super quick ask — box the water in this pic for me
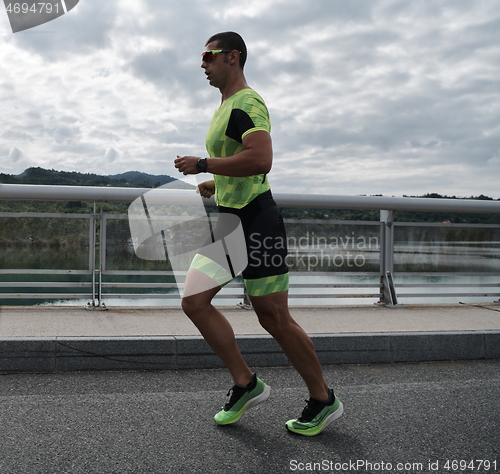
[3,272,497,308]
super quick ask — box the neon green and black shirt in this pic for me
[205,88,271,209]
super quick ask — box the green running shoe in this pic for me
[285,390,343,436]
[214,374,270,425]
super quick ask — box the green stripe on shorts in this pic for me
[244,273,289,297]
[189,253,232,287]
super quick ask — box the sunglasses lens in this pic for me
[202,52,216,62]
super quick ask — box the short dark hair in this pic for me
[206,31,247,70]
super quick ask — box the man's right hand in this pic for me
[197,180,216,198]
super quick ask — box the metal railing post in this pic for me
[237,288,252,310]
[98,206,107,309]
[86,203,97,309]
[86,202,107,310]
[379,210,401,307]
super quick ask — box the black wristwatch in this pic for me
[196,158,208,172]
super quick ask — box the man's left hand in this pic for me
[174,155,201,175]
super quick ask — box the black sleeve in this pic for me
[225,108,256,144]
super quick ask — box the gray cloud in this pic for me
[104,146,120,163]
[1,0,499,198]
[5,0,116,60]
[8,146,24,162]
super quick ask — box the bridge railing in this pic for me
[1,183,499,308]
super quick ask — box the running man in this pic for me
[174,31,343,436]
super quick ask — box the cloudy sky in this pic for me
[1,0,499,198]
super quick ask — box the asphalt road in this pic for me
[1,360,499,474]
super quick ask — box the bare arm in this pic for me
[174,130,272,177]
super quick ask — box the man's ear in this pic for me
[229,50,240,65]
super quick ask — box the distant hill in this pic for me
[108,171,182,188]
[0,167,194,189]
[1,168,498,224]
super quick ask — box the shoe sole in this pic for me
[246,383,271,411]
[286,401,344,436]
[215,384,271,425]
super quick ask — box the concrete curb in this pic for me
[1,331,499,373]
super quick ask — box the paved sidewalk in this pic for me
[1,303,499,372]
[2,302,500,337]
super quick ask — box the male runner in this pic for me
[174,31,343,436]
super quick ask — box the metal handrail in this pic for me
[2,183,500,213]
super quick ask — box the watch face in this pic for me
[196,159,207,172]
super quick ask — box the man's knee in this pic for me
[182,294,207,317]
[256,309,292,334]
[256,311,275,332]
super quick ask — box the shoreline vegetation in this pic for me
[1,167,499,224]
